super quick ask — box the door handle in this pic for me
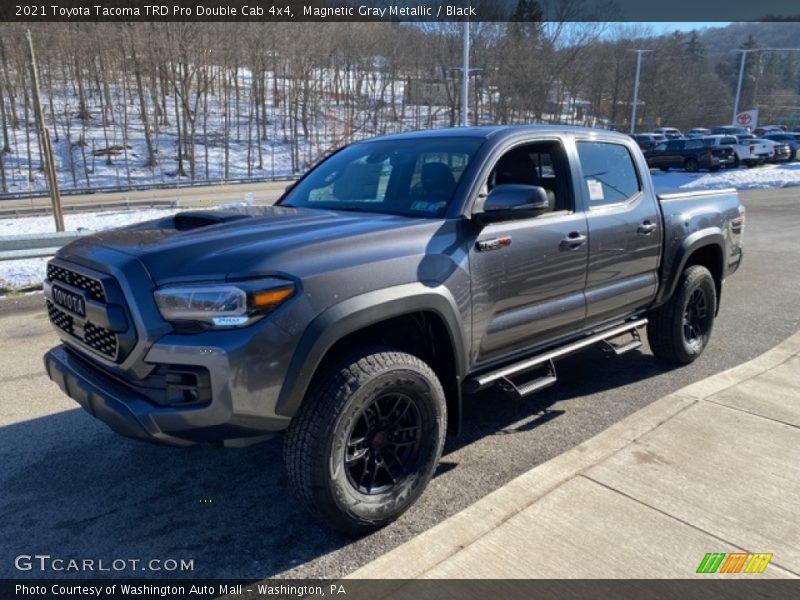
[560,232,587,249]
[638,221,657,235]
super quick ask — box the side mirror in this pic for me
[476,184,551,224]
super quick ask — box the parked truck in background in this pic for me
[42,126,745,533]
[703,134,772,168]
[644,137,735,171]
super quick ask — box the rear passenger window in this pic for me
[576,142,641,207]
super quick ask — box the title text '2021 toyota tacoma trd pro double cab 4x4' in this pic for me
[43,126,744,533]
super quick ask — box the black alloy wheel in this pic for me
[344,392,424,495]
[682,287,710,351]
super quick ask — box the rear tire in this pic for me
[647,265,717,365]
[284,347,446,534]
[684,158,699,173]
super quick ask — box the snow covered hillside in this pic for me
[0,66,454,197]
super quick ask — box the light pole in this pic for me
[733,49,757,124]
[629,49,651,134]
[461,20,469,127]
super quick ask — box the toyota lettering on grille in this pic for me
[52,286,86,318]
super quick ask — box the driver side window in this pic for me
[485,141,573,214]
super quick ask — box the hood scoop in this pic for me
[173,210,252,231]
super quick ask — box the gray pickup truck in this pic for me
[43,126,744,533]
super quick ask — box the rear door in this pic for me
[576,139,662,325]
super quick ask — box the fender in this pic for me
[274,282,468,418]
[653,227,726,308]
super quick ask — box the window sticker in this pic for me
[411,201,445,213]
[587,178,605,201]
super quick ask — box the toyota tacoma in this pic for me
[43,126,745,533]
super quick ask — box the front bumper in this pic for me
[45,343,292,447]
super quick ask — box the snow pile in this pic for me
[651,163,800,191]
[0,207,180,291]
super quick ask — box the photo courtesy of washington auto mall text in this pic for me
[1,0,799,599]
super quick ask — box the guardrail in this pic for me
[0,174,298,202]
[0,231,91,261]
[0,199,180,219]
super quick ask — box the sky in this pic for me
[643,22,731,35]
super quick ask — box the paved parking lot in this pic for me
[0,187,798,579]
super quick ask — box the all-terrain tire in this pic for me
[647,265,717,365]
[284,347,446,534]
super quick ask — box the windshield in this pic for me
[280,137,484,218]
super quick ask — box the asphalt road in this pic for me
[0,187,798,579]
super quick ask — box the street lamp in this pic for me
[449,21,480,127]
[629,49,651,135]
[733,49,758,124]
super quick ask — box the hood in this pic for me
[60,205,443,284]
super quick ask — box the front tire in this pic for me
[647,265,717,365]
[284,348,446,534]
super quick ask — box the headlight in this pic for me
[154,280,295,328]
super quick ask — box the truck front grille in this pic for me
[47,263,106,302]
[46,299,74,335]
[45,261,135,363]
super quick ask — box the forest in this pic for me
[1,16,799,194]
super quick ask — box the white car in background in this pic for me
[686,128,711,139]
[702,135,772,168]
[653,127,683,139]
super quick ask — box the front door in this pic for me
[470,141,588,366]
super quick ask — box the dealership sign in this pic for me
[734,109,759,130]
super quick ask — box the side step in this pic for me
[600,327,642,356]
[497,359,558,400]
[465,318,648,398]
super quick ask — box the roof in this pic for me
[360,124,632,144]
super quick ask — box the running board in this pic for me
[600,327,642,356]
[497,359,558,400]
[464,318,648,395]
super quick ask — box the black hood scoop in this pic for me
[173,210,251,231]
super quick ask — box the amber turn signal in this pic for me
[250,286,294,310]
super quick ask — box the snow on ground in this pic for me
[651,162,800,191]
[0,207,182,291]
[0,207,181,237]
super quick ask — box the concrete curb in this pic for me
[348,330,800,579]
